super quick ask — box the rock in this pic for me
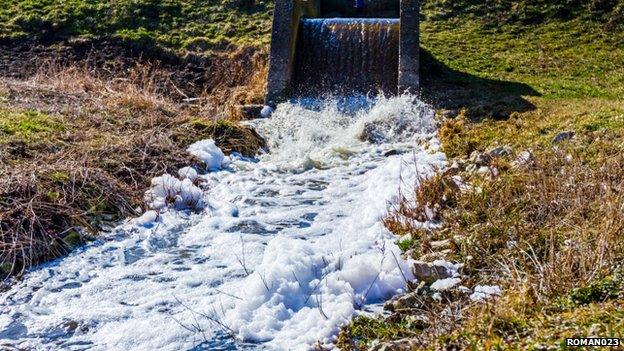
[359,122,386,144]
[384,282,427,311]
[369,338,420,351]
[469,151,492,166]
[383,149,400,157]
[236,104,264,120]
[430,239,451,251]
[476,166,490,175]
[411,261,453,284]
[442,161,462,177]
[487,145,512,158]
[489,166,499,179]
[512,150,535,169]
[439,109,459,119]
[260,105,274,118]
[552,131,575,144]
[419,251,450,262]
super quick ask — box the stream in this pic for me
[0,96,445,350]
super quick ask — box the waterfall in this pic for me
[293,18,400,97]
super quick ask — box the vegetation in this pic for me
[339,2,624,349]
[0,0,272,50]
[0,48,266,280]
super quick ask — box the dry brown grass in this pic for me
[352,142,624,349]
[0,45,267,279]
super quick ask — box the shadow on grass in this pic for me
[420,48,540,121]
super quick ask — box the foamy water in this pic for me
[0,96,445,350]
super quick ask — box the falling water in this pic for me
[292,18,400,97]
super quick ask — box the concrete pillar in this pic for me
[398,0,420,94]
[265,0,320,106]
[265,0,296,106]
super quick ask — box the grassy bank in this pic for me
[0,43,267,280]
[338,5,624,351]
[0,0,272,50]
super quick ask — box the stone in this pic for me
[442,161,462,177]
[439,109,459,119]
[476,166,490,175]
[398,0,420,94]
[359,122,386,144]
[260,105,274,118]
[512,150,535,169]
[411,261,453,284]
[369,338,420,351]
[552,131,575,144]
[383,149,400,157]
[469,151,492,166]
[235,104,263,120]
[430,239,451,251]
[487,145,512,158]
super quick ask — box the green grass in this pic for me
[0,109,65,142]
[422,19,624,100]
[0,0,273,50]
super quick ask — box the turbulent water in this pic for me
[293,18,399,96]
[0,96,445,351]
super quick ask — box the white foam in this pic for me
[187,139,225,171]
[430,277,462,292]
[470,285,502,302]
[0,96,445,350]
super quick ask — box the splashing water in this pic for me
[0,96,445,350]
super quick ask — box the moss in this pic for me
[0,109,65,142]
[61,230,84,250]
[48,171,70,183]
[337,315,417,350]
[569,275,623,306]
[0,263,12,279]
[185,118,265,156]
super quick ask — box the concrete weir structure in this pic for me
[265,0,420,105]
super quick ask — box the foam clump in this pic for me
[144,174,204,211]
[178,167,198,181]
[430,277,462,291]
[224,238,412,347]
[470,285,502,302]
[187,139,226,171]
[134,210,159,227]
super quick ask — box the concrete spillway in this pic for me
[265,0,420,105]
[293,18,400,97]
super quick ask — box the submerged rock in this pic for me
[260,105,274,118]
